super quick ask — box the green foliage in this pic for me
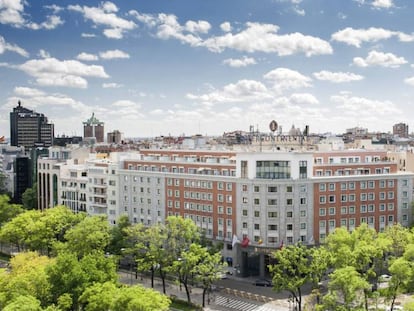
[62,215,110,258]
[0,194,23,227]
[22,183,37,210]
[79,282,170,311]
[107,215,131,255]
[0,252,52,308]
[2,295,43,311]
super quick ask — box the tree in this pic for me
[325,224,391,310]
[46,251,118,310]
[22,183,37,210]
[192,244,225,307]
[79,282,170,311]
[107,215,131,256]
[0,252,53,309]
[61,215,110,258]
[321,266,370,311]
[0,194,23,227]
[269,243,314,311]
[0,210,42,252]
[2,295,43,311]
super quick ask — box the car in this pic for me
[379,274,392,282]
[253,279,273,287]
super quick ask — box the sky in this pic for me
[1,0,414,138]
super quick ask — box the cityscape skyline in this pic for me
[1,0,414,138]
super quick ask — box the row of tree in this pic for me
[0,194,226,310]
[270,224,414,311]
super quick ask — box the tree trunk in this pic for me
[202,288,207,307]
[183,282,191,303]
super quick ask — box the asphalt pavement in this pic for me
[118,270,291,311]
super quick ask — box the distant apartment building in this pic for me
[83,113,104,143]
[10,101,54,149]
[393,123,409,138]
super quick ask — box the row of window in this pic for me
[315,167,391,176]
[319,203,400,216]
[319,191,397,204]
[242,222,307,231]
[241,210,307,218]
[242,197,307,206]
[319,214,399,230]
[319,180,396,191]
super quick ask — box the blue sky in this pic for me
[1,0,414,138]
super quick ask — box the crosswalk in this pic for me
[215,295,286,311]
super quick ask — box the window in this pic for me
[254,198,260,205]
[287,211,293,217]
[300,223,306,230]
[341,206,347,214]
[379,203,386,211]
[341,219,347,227]
[368,181,375,189]
[341,194,347,202]
[349,206,355,214]
[254,223,260,230]
[319,208,326,216]
[360,205,367,213]
[329,183,335,191]
[349,182,355,190]
[242,184,248,192]
[388,192,394,199]
[329,207,336,215]
[286,186,293,193]
[268,211,277,218]
[268,186,277,193]
[388,180,394,187]
[218,182,224,190]
[242,209,248,216]
[368,204,374,212]
[348,194,355,202]
[388,203,394,210]
[268,224,277,230]
[300,197,306,204]
[254,186,260,192]
[349,218,355,226]
[268,199,277,206]
[287,224,293,231]
[360,193,367,201]
[319,196,326,204]
[329,195,335,203]
[368,193,375,201]
[360,181,367,189]
[340,183,347,190]
[254,211,260,217]
[319,184,326,191]
[300,210,306,217]
[242,197,248,204]
[388,215,394,223]
[227,207,232,215]
[287,198,293,205]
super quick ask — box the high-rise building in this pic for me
[107,130,123,144]
[393,123,409,138]
[10,101,54,149]
[83,113,104,143]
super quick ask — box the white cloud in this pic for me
[331,93,401,116]
[81,33,96,38]
[203,22,332,56]
[44,4,63,14]
[14,86,45,97]
[99,49,130,59]
[223,56,256,68]
[372,0,394,8]
[0,0,25,26]
[187,79,272,104]
[134,13,332,57]
[313,70,364,83]
[102,82,123,88]
[404,77,414,86]
[38,49,50,58]
[353,50,407,68]
[185,20,211,34]
[0,0,63,30]
[77,52,98,61]
[263,67,312,92]
[220,22,232,32]
[68,2,136,39]
[18,57,109,88]
[332,27,414,47]
[283,93,319,105]
[0,35,28,57]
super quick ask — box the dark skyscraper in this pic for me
[10,101,54,149]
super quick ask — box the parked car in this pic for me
[253,279,273,287]
[379,274,392,282]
